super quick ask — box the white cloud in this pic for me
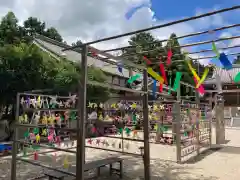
[0,0,237,59]
[229,38,240,47]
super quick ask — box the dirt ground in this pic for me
[1,127,240,180]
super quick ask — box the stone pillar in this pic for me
[215,95,225,144]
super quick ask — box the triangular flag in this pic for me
[219,53,232,70]
[152,79,157,99]
[159,63,167,84]
[234,72,240,83]
[196,68,209,88]
[173,72,182,91]
[212,42,220,58]
[117,62,123,73]
[167,50,173,65]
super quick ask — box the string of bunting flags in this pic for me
[121,41,239,96]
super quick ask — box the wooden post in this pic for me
[175,87,181,163]
[195,93,200,156]
[215,95,225,144]
[208,93,213,148]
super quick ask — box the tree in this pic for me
[122,32,164,65]
[0,12,22,45]
[72,40,83,46]
[44,27,63,42]
[24,17,63,42]
[122,32,212,96]
[0,43,109,105]
[0,43,110,141]
[24,17,45,36]
[0,11,111,141]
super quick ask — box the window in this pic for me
[112,76,119,85]
[119,78,126,87]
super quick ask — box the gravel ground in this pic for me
[1,127,240,180]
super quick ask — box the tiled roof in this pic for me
[33,34,138,78]
[204,65,240,84]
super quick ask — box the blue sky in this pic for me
[126,0,240,66]
[153,0,240,66]
[151,0,239,20]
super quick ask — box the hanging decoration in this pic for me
[152,79,157,98]
[212,42,220,58]
[117,62,123,73]
[147,68,164,84]
[186,60,199,81]
[159,63,167,84]
[173,72,182,91]
[143,56,152,65]
[193,77,205,95]
[159,83,163,93]
[219,53,232,70]
[128,74,141,83]
[234,72,240,83]
[186,60,205,94]
[196,67,209,88]
[167,49,173,66]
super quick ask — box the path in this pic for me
[1,128,240,180]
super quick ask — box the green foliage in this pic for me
[72,40,83,47]
[122,32,210,96]
[0,12,22,45]
[23,17,62,42]
[0,11,110,106]
[122,32,163,65]
[44,27,63,42]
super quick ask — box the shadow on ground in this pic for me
[5,152,218,180]
[0,147,220,180]
[184,146,222,164]
[107,156,219,180]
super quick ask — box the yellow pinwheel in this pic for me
[99,103,104,108]
[37,96,41,108]
[42,116,48,125]
[131,103,137,109]
[99,114,103,120]
[35,134,40,143]
[111,103,116,109]
[23,114,28,123]
[88,102,93,108]
[63,155,69,169]
[153,105,158,111]
[42,129,47,136]
[19,115,24,123]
